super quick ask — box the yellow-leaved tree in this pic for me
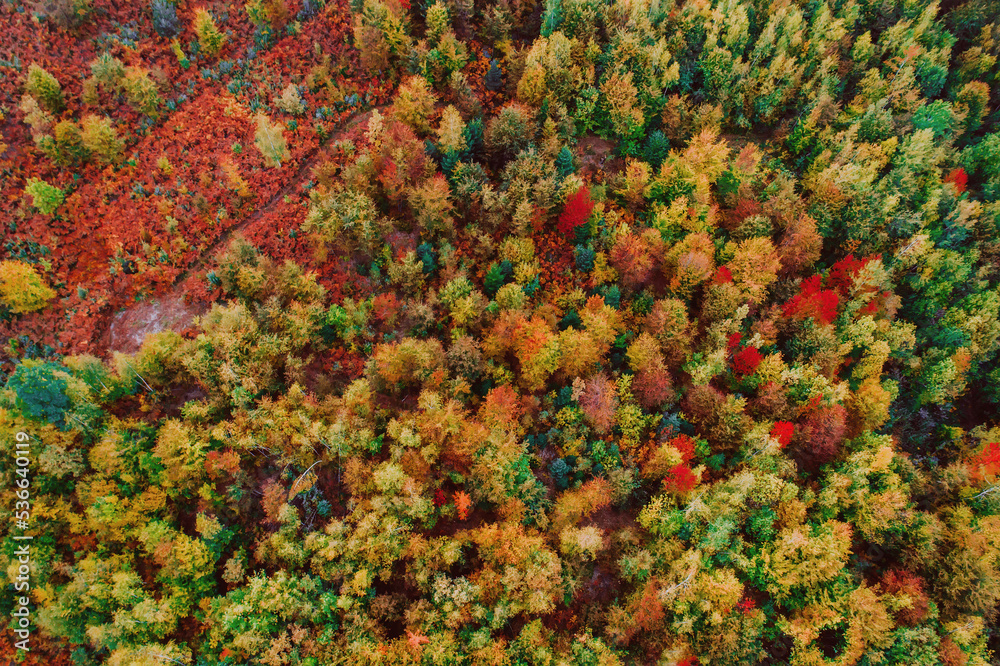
[0,260,56,313]
[193,8,227,57]
[254,114,290,167]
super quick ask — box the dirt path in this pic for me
[98,108,378,355]
[169,108,377,288]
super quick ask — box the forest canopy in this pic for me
[1,0,1000,664]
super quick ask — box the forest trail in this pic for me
[99,107,378,354]
[168,107,377,289]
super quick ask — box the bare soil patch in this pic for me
[104,293,206,354]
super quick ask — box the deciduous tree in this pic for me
[0,261,56,313]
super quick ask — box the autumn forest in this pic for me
[2,0,1000,663]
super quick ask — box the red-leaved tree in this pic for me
[944,167,968,194]
[713,266,733,284]
[663,464,698,493]
[827,253,881,296]
[558,186,594,234]
[770,421,794,448]
[968,442,1000,482]
[783,274,840,326]
[666,434,697,463]
[732,346,762,376]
